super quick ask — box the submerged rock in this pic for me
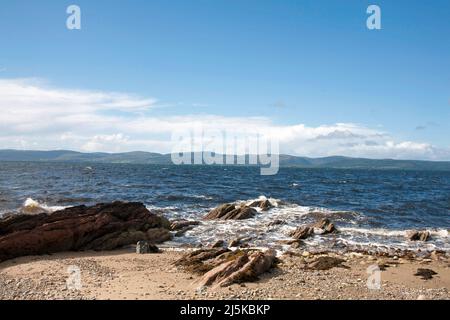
[204,204,257,220]
[407,230,431,242]
[0,201,171,262]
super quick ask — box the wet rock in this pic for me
[136,241,159,254]
[313,218,336,233]
[204,204,257,220]
[407,230,431,242]
[290,226,313,240]
[174,226,195,237]
[306,256,347,270]
[414,268,437,280]
[249,199,273,211]
[289,218,336,240]
[170,220,200,231]
[0,201,171,262]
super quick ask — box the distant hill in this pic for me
[0,149,449,171]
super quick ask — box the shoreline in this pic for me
[0,247,448,300]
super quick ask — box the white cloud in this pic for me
[0,78,448,160]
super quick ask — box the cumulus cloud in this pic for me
[0,78,448,160]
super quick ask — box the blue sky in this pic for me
[0,0,449,159]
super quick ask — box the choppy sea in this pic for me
[0,161,448,253]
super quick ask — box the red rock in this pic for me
[0,201,171,262]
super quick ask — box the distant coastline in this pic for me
[1,149,450,171]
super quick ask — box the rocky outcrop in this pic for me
[174,248,277,287]
[198,250,276,288]
[289,218,336,240]
[0,202,171,262]
[407,230,431,242]
[204,204,257,220]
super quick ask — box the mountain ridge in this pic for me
[0,149,449,171]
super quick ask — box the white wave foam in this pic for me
[340,227,449,239]
[21,198,65,215]
[243,195,282,207]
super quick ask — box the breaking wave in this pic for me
[21,198,66,215]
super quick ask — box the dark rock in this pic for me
[407,230,431,242]
[229,239,241,247]
[136,241,159,254]
[0,202,171,262]
[204,204,257,220]
[211,240,225,248]
[414,268,437,280]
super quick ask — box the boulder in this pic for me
[204,204,257,220]
[136,241,159,254]
[407,230,431,242]
[0,202,171,262]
